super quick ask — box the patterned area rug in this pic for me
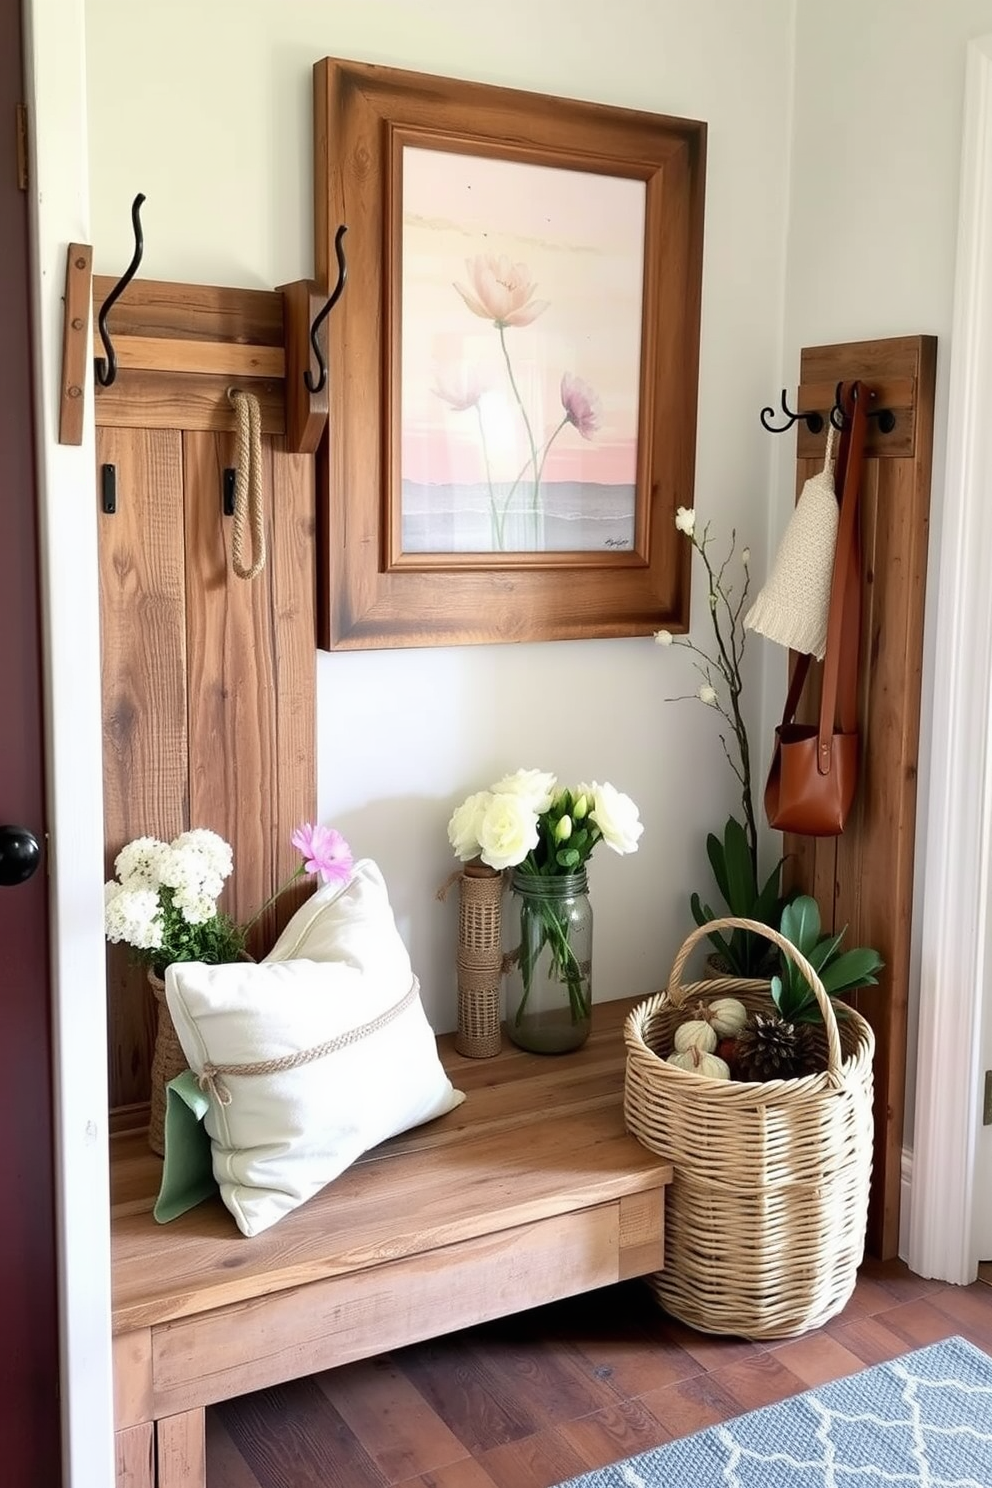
[555,1336,992,1487]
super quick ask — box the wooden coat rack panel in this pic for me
[782,333,937,1260]
[95,276,319,1114]
[62,256,329,454]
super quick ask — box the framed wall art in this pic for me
[314,57,706,649]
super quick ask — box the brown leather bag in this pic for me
[764,381,870,837]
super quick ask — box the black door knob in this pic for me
[0,825,41,886]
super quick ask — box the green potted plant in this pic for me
[770,893,884,1023]
[656,507,785,976]
[730,893,884,1081]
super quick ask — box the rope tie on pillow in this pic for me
[226,387,266,580]
[196,977,420,1106]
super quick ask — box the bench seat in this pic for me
[110,996,672,1488]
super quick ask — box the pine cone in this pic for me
[735,1013,821,1081]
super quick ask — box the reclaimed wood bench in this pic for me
[109,997,671,1488]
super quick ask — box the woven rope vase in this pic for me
[454,861,504,1058]
[147,969,187,1157]
[625,916,876,1341]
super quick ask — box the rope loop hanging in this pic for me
[226,388,266,580]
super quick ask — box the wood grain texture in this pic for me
[93,334,285,380]
[60,242,92,444]
[95,371,285,435]
[183,432,315,953]
[202,1260,992,1488]
[109,1002,668,1326]
[150,1207,624,1418]
[99,420,315,1109]
[98,426,188,1108]
[278,279,329,455]
[782,336,936,1259]
[113,1422,154,1488]
[313,56,703,649]
[92,276,284,346]
[157,1408,206,1488]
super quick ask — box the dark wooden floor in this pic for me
[206,1258,992,1488]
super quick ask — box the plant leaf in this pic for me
[819,948,884,995]
[722,817,756,915]
[780,894,821,956]
[806,930,846,974]
[705,831,730,908]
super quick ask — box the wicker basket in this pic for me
[454,862,504,1058]
[147,969,188,1158]
[624,915,875,1340]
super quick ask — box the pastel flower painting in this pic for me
[454,255,549,329]
[400,146,647,556]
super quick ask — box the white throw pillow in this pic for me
[166,859,464,1237]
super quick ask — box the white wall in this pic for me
[85,0,797,1029]
[784,0,992,1141]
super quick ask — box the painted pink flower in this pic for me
[290,823,353,885]
[560,373,601,440]
[433,364,490,412]
[453,255,549,329]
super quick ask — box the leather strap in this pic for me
[778,380,873,772]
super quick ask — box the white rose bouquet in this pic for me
[447,769,642,1032]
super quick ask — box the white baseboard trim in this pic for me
[899,1144,912,1263]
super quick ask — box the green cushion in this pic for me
[153,1070,218,1223]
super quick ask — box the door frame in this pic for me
[21,0,116,1479]
[909,33,992,1285]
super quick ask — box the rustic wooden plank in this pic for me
[183,431,275,937]
[796,336,926,460]
[114,1423,154,1488]
[92,275,283,345]
[785,337,936,1259]
[113,1106,670,1331]
[114,1328,154,1430]
[263,439,317,948]
[95,371,285,435]
[618,1188,666,1280]
[157,1408,206,1488]
[278,279,329,455]
[149,1207,625,1417]
[60,242,92,444]
[92,333,285,380]
[796,375,916,459]
[181,433,315,952]
[98,426,188,1109]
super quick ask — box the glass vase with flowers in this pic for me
[447,770,642,1053]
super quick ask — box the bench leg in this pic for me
[157,1408,206,1488]
[115,1423,154,1488]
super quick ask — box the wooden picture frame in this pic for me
[314,58,706,649]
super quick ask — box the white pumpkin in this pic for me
[673,1019,717,1054]
[666,1046,731,1079]
[695,996,748,1038]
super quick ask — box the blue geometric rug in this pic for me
[554,1336,992,1487]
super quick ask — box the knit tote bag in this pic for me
[744,424,839,660]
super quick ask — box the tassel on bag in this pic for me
[744,423,840,660]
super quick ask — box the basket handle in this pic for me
[668,916,844,1078]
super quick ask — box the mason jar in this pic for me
[505,868,592,1054]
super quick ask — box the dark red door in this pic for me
[0,0,62,1481]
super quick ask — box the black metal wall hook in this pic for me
[829,380,896,433]
[305,224,348,395]
[94,193,146,388]
[759,389,823,435]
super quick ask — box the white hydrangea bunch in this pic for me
[104,828,243,974]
